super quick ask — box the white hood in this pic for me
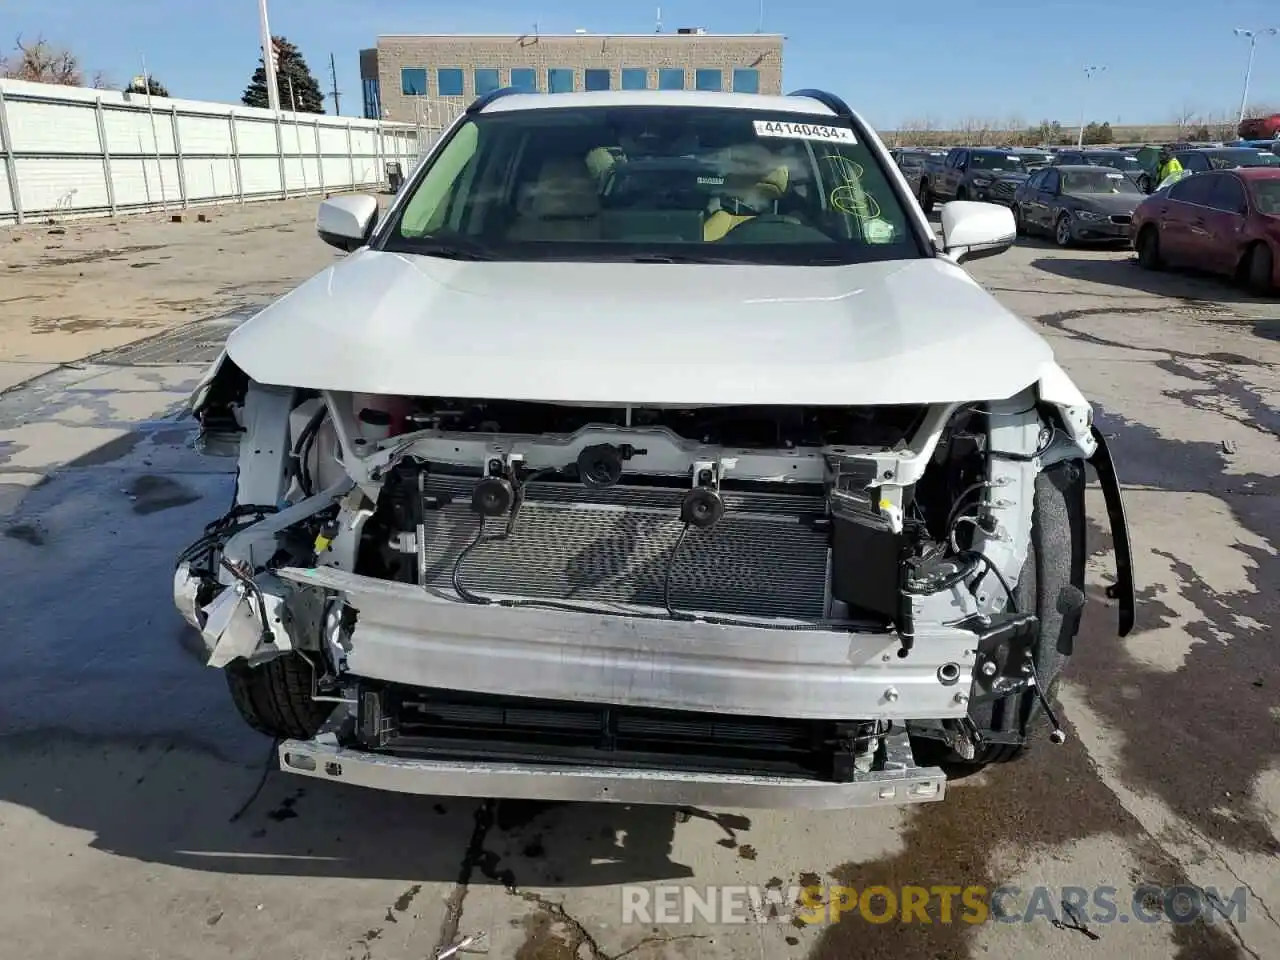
[224,250,1054,406]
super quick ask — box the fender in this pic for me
[1088,425,1136,636]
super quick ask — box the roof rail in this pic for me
[786,88,853,119]
[466,86,523,114]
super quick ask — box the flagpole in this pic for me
[257,0,281,112]
[141,53,169,212]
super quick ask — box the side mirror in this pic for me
[939,201,1016,264]
[317,195,379,252]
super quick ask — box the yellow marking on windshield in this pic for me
[822,155,881,220]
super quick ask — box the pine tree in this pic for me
[241,36,325,113]
[125,77,169,97]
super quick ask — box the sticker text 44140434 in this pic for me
[753,120,857,144]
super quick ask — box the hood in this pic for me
[989,170,1031,182]
[1063,192,1141,214]
[223,251,1055,407]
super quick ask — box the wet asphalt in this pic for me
[0,211,1277,960]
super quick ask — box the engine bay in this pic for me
[375,397,930,451]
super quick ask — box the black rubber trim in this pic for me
[1088,425,1136,637]
[466,86,522,114]
[785,88,853,118]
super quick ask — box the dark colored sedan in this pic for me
[1131,168,1280,294]
[1013,165,1144,246]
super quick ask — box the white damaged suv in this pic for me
[177,88,1135,809]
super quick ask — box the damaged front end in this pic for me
[175,359,1134,808]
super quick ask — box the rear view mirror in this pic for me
[317,195,379,252]
[939,201,1016,264]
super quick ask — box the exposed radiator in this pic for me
[417,476,830,619]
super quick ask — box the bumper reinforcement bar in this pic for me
[278,727,947,810]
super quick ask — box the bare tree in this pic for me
[1171,101,1199,138]
[0,35,84,85]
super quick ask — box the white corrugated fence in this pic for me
[0,78,421,224]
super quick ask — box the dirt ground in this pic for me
[0,204,1278,960]
[0,197,355,391]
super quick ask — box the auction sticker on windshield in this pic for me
[754,120,857,144]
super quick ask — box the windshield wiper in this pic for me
[409,235,499,261]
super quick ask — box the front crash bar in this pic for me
[1088,425,1135,637]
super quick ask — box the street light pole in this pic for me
[1234,28,1278,128]
[258,0,281,113]
[1078,64,1105,149]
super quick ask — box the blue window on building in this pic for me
[400,68,426,96]
[547,68,575,93]
[362,77,382,118]
[732,68,760,94]
[584,68,611,91]
[695,69,723,92]
[437,68,464,97]
[474,68,500,95]
[511,68,537,91]
[658,68,685,90]
[621,67,648,90]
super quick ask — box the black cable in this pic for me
[658,519,817,631]
[219,558,275,642]
[664,523,693,621]
[289,404,328,497]
[451,516,493,605]
[966,550,1019,614]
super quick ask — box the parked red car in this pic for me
[1130,168,1280,293]
[1238,114,1280,140]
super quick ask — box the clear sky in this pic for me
[5,0,1279,130]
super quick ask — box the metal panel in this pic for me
[238,156,283,195]
[0,164,13,215]
[234,118,278,154]
[318,125,350,153]
[320,156,354,189]
[13,156,108,211]
[351,157,380,186]
[283,156,321,192]
[108,157,182,207]
[280,120,306,155]
[102,106,176,155]
[180,157,237,200]
[7,99,101,153]
[176,114,233,155]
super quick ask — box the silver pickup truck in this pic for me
[175,87,1135,811]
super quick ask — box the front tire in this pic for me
[226,653,333,739]
[1013,203,1025,236]
[1243,243,1274,295]
[918,181,934,215]
[1137,225,1162,270]
[1054,213,1074,247]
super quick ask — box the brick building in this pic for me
[360,30,785,125]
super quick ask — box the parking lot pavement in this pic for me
[0,196,355,394]
[0,211,1277,960]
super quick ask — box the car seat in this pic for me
[703,166,790,241]
[506,157,602,241]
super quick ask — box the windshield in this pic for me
[968,152,1026,171]
[381,106,921,266]
[1060,169,1141,195]
[1208,150,1280,168]
[1088,154,1141,172]
[1252,180,1280,214]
